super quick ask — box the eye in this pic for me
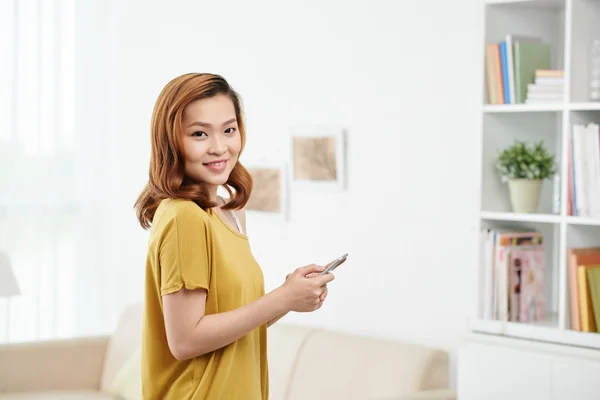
[191,131,207,137]
[224,127,237,135]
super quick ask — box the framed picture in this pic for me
[244,161,289,220]
[290,125,348,191]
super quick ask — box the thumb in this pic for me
[297,264,325,276]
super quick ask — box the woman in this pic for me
[134,73,335,400]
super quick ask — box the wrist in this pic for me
[269,286,291,314]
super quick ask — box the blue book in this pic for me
[499,41,511,104]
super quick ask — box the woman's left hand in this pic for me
[285,271,329,303]
[305,272,328,302]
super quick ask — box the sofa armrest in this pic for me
[370,388,457,400]
[0,335,110,394]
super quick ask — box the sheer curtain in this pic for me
[0,0,77,343]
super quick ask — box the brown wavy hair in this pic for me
[134,73,253,230]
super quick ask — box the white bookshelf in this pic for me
[474,0,600,351]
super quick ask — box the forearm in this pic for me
[267,311,289,327]
[178,288,287,359]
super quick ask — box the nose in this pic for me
[208,135,227,155]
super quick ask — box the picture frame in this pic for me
[244,160,290,221]
[289,125,348,191]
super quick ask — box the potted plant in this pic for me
[495,140,557,213]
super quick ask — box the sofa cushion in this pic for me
[99,303,143,391]
[108,346,142,400]
[0,391,118,400]
[285,329,450,400]
[266,323,320,399]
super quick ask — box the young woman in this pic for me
[134,73,335,400]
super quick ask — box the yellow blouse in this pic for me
[141,198,268,399]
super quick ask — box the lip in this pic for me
[203,159,228,173]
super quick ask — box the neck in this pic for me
[207,185,219,203]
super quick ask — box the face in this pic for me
[180,94,241,196]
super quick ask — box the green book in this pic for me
[513,42,552,103]
[586,268,600,332]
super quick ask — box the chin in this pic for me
[207,178,229,186]
[199,172,232,187]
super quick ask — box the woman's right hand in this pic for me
[279,264,335,312]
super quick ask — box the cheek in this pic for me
[229,136,242,156]
[182,141,208,162]
[235,135,243,151]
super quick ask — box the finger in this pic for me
[320,288,328,302]
[297,264,325,276]
[316,272,335,285]
[306,272,319,278]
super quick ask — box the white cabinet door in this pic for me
[458,342,553,400]
[551,359,600,400]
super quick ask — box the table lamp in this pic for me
[0,250,19,341]
[0,251,19,298]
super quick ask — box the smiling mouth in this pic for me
[203,160,227,167]
[203,160,228,172]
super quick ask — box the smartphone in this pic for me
[320,253,348,276]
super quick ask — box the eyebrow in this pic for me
[186,118,237,129]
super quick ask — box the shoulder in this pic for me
[150,199,214,248]
[154,199,211,227]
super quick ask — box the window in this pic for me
[0,0,77,342]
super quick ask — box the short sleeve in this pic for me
[158,208,211,295]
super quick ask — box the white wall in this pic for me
[100,0,484,385]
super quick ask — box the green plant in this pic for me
[495,140,556,182]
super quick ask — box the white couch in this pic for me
[0,304,456,400]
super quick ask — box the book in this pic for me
[577,265,600,332]
[568,123,600,217]
[513,41,551,104]
[511,246,544,322]
[505,35,543,104]
[480,228,544,322]
[586,268,600,332]
[485,43,503,104]
[567,248,600,331]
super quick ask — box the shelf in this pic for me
[566,217,600,226]
[482,103,600,113]
[482,214,600,226]
[569,102,600,111]
[470,316,600,350]
[470,314,558,336]
[480,211,561,223]
[483,104,563,113]
[485,0,564,9]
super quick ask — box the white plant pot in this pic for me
[508,179,543,213]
